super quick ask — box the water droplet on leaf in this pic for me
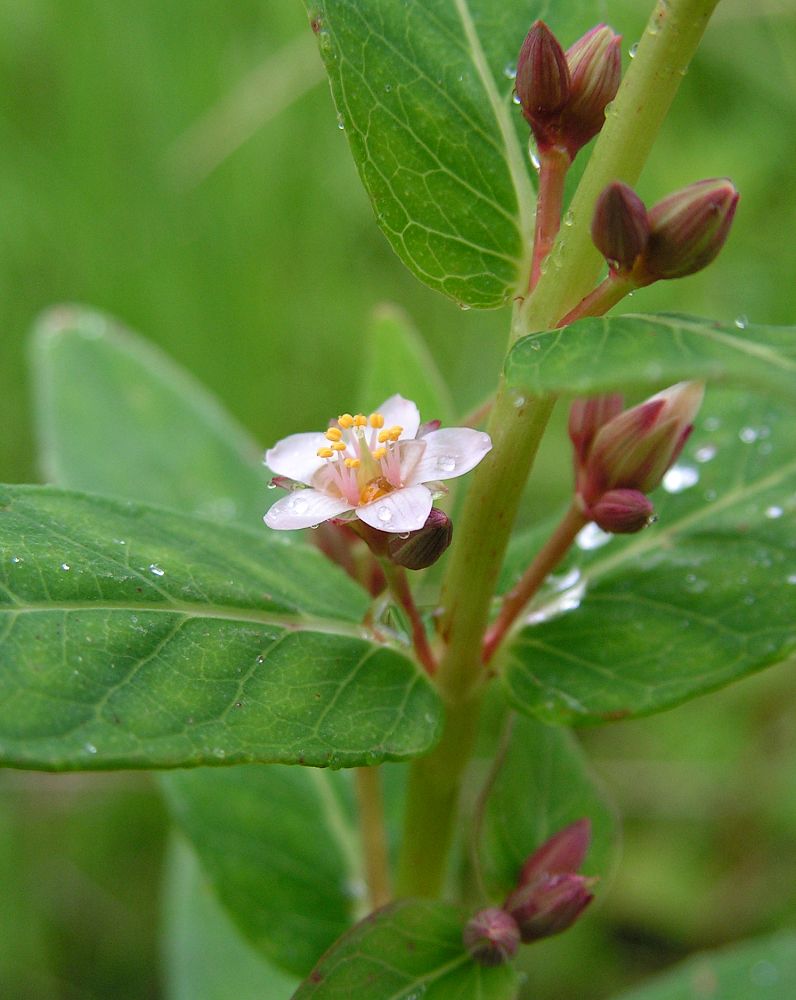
[377,506,392,523]
[662,465,699,493]
[148,564,165,577]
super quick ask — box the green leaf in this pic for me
[32,306,270,530]
[163,768,362,979]
[293,900,519,999]
[505,314,796,400]
[359,305,454,424]
[474,701,618,898]
[162,836,299,999]
[611,930,796,1000]
[0,485,442,769]
[501,388,796,725]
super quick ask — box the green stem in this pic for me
[355,766,392,909]
[395,0,722,900]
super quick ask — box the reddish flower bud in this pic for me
[568,395,624,466]
[591,182,649,272]
[560,25,622,158]
[505,873,594,943]
[580,381,704,504]
[519,818,592,885]
[515,21,571,146]
[588,488,655,534]
[386,508,453,570]
[643,179,739,280]
[463,908,521,966]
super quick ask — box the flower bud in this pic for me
[582,381,704,503]
[463,908,520,966]
[386,508,453,570]
[560,25,622,158]
[643,179,739,280]
[591,182,649,272]
[518,818,592,886]
[505,873,594,943]
[588,488,655,534]
[568,395,624,466]
[515,21,571,146]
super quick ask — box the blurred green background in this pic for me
[0,0,794,997]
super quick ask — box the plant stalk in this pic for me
[355,766,392,909]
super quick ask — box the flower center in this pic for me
[315,411,405,506]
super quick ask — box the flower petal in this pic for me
[265,432,328,485]
[378,395,421,439]
[264,489,352,530]
[406,428,492,484]
[356,484,433,533]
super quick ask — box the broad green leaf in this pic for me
[32,306,270,530]
[474,701,618,898]
[359,304,454,424]
[612,930,796,1000]
[0,485,441,769]
[162,836,299,999]
[505,314,796,400]
[501,388,796,725]
[293,900,519,999]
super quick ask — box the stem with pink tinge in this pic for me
[530,147,570,290]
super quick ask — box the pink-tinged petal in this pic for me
[378,394,421,439]
[406,428,492,484]
[264,489,352,530]
[396,438,427,485]
[265,432,328,485]
[356,484,433,533]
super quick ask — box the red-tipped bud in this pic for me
[581,381,704,503]
[515,21,571,146]
[505,873,594,943]
[463,908,521,966]
[643,179,739,280]
[519,819,592,886]
[591,182,649,272]
[386,508,453,570]
[560,25,622,158]
[588,488,655,534]
[568,395,624,466]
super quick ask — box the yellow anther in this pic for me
[317,447,334,458]
[371,447,387,461]
[377,429,391,443]
[344,457,360,469]
[338,413,354,429]
[389,425,403,440]
[353,413,368,427]
[325,427,343,442]
[369,413,385,428]
[331,441,348,452]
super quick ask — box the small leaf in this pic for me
[610,930,796,1000]
[474,701,618,898]
[359,305,454,424]
[32,306,270,530]
[162,836,299,998]
[293,900,519,999]
[505,314,796,399]
[0,486,442,769]
[501,388,796,724]
[163,768,362,978]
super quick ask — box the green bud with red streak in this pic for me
[463,908,521,966]
[591,181,650,273]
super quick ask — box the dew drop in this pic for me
[563,209,575,227]
[436,455,457,473]
[512,394,526,409]
[384,83,391,93]
[84,742,98,755]
[212,748,226,760]
[765,506,784,519]
[267,481,277,490]
[148,563,165,577]
[377,506,393,524]
[739,426,759,444]
[512,92,522,106]
[398,532,411,540]
[695,444,717,463]
[336,112,345,130]
[503,62,517,80]
[703,416,721,432]
[629,41,639,58]
[576,523,612,551]
[662,465,699,493]
[529,149,541,171]
[734,314,749,330]
[256,655,265,664]
[61,563,71,571]
[288,495,309,514]
[457,301,471,311]
[787,574,796,585]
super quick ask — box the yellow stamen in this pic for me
[369,413,384,428]
[331,441,347,452]
[389,425,403,440]
[371,447,387,461]
[353,413,368,427]
[325,427,343,442]
[317,447,334,458]
[344,457,360,469]
[338,413,354,429]
[377,429,391,444]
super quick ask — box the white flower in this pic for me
[264,395,492,533]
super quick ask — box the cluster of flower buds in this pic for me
[464,820,595,966]
[569,381,704,534]
[515,21,621,160]
[592,178,739,283]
